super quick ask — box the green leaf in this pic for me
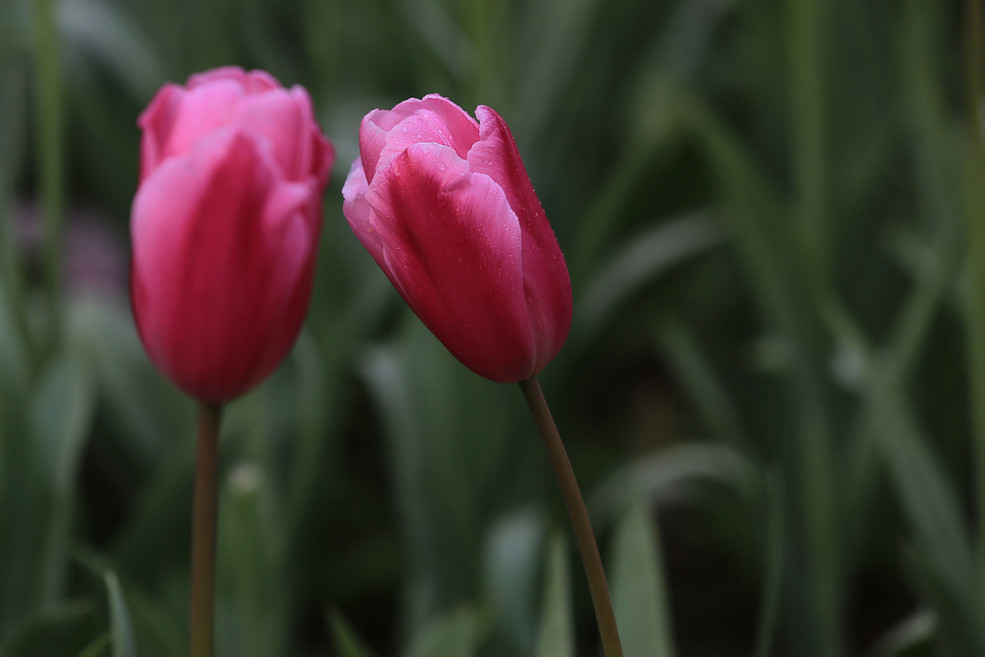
[0,601,100,657]
[533,533,574,657]
[404,608,478,657]
[103,570,138,657]
[328,611,375,657]
[863,609,936,657]
[873,381,976,640]
[216,460,289,657]
[481,508,546,654]
[610,501,675,657]
[655,318,746,444]
[574,210,724,345]
[31,352,94,495]
[360,318,532,624]
[78,633,114,657]
[68,297,188,466]
[590,443,759,527]
[58,0,164,99]
[753,474,785,657]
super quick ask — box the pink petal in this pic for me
[341,157,385,265]
[152,79,246,166]
[359,95,478,182]
[235,89,308,180]
[467,106,572,372]
[365,143,538,382]
[187,66,278,94]
[292,87,335,183]
[136,83,185,181]
[132,129,315,402]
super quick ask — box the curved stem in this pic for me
[519,376,623,657]
[191,403,223,657]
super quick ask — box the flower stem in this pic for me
[519,376,623,657]
[191,403,223,657]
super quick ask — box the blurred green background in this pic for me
[0,0,980,655]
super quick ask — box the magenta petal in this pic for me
[365,143,538,382]
[154,80,246,166]
[467,106,572,371]
[235,89,309,180]
[188,66,279,93]
[358,111,390,184]
[413,95,480,152]
[136,84,185,181]
[360,95,478,182]
[132,131,313,402]
[342,157,385,265]
[132,67,333,403]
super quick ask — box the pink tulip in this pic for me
[131,67,335,403]
[342,95,572,383]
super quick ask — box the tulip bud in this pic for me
[131,67,335,403]
[342,95,572,383]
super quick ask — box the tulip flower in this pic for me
[130,67,333,657]
[343,96,621,656]
[131,66,334,404]
[342,94,572,383]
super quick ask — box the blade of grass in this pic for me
[404,608,478,657]
[753,472,785,657]
[609,501,675,657]
[573,209,724,346]
[33,0,65,337]
[482,509,546,654]
[962,0,985,630]
[328,611,375,657]
[0,68,33,365]
[533,533,575,657]
[787,0,830,288]
[104,570,138,657]
[655,318,747,444]
[685,93,841,656]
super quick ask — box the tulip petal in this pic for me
[467,106,572,371]
[188,66,279,93]
[132,130,312,402]
[235,89,309,180]
[341,157,385,265]
[152,79,248,168]
[360,95,478,182]
[364,143,538,382]
[137,83,185,181]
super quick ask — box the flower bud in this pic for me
[343,95,571,383]
[131,67,334,403]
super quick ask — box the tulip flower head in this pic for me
[131,67,334,403]
[343,95,572,383]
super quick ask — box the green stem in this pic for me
[191,403,223,657]
[32,0,64,337]
[965,0,985,630]
[519,376,623,657]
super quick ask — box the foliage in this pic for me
[0,0,977,654]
